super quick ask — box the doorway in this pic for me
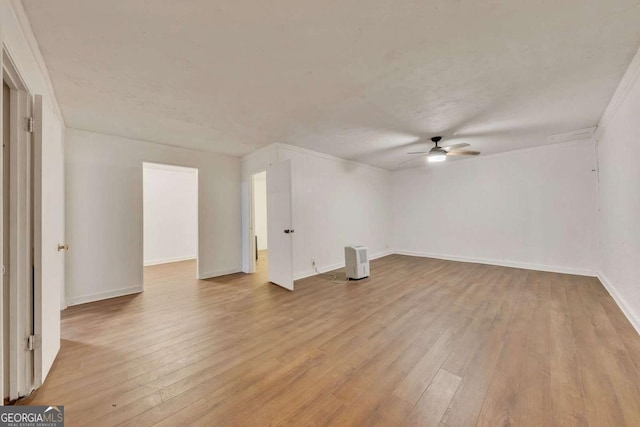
[142,163,198,285]
[251,171,268,277]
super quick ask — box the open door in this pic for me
[32,95,63,387]
[266,160,294,290]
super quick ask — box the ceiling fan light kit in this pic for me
[403,136,481,166]
[428,153,447,162]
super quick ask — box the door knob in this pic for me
[57,244,69,252]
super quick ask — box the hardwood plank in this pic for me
[407,369,462,426]
[440,268,528,426]
[575,275,640,425]
[474,271,537,426]
[512,272,553,426]
[546,274,588,426]
[565,274,628,426]
[15,255,640,427]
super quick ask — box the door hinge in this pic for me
[26,117,34,133]
[26,334,41,351]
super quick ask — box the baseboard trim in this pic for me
[597,271,640,336]
[198,268,243,280]
[67,285,143,306]
[144,256,196,266]
[393,250,596,277]
[294,250,393,281]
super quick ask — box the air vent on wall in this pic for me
[546,126,597,143]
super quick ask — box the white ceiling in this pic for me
[22,0,640,170]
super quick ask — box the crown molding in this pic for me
[597,44,640,136]
[6,0,65,124]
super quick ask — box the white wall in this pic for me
[143,163,198,266]
[241,143,392,279]
[596,46,640,334]
[279,145,392,279]
[66,128,241,305]
[252,171,268,251]
[392,140,598,275]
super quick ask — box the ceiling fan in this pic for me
[401,136,480,164]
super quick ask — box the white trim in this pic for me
[2,47,27,91]
[393,250,596,277]
[198,267,243,280]
[144,256,196,266]
[67,285,143,307]
[597,271,640,336]
[5,69,32,400]
[293,250,393,281]
[597,44,640,135]
[32,94,42,388]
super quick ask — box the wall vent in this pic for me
[546,126,597,143]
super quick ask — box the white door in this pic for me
[266,160,294,290]
[33,95,63,386]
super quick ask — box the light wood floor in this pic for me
[21,254,640,426]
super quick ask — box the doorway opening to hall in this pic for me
[251,171,268,277]
[143,162,198,286]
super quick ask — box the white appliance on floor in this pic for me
[345,245,369,280]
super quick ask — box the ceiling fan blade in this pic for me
[398,154,428,165]
[447,150,481,156]
[407,151,429,154]
[443,143,470,151]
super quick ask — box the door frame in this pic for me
[2,46,35,400]
[141,162,200,279]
